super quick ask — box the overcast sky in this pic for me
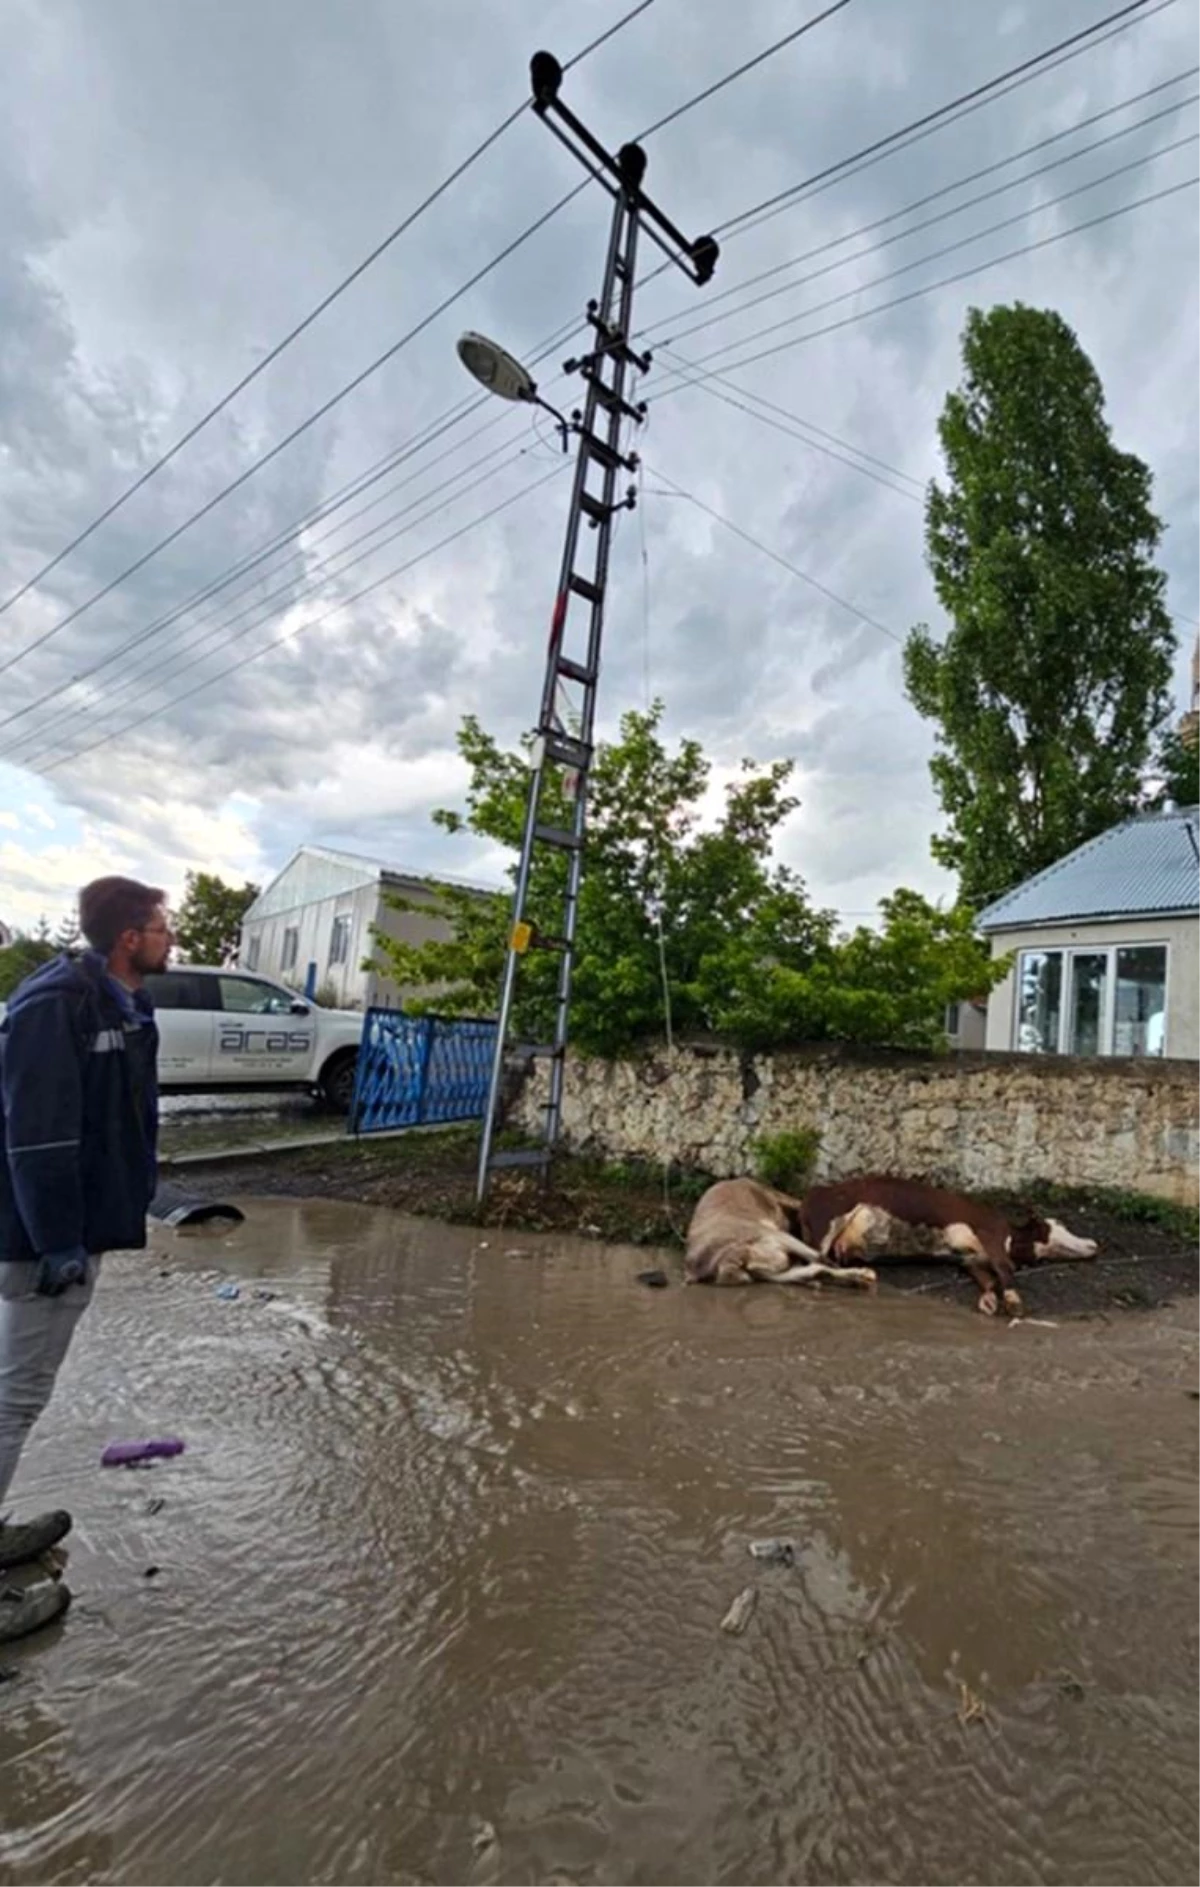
[1,0,1196,937]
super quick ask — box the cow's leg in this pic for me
[771,1260,877,1289]
[959,1253,1001,1317]
[986,1241,1024,1317]
[942,1223,1022,1316]
[739,1229,874,1289]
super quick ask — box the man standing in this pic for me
[0,877,169,1643]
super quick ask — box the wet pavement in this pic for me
[1,1197,1196,1886]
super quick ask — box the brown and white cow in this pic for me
[683,1178,877,1291]
[796,1176,1097,1317]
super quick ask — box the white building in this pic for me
[976,805,1199,1061]
[238,845,497,1011]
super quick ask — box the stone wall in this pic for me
[511,1041,1200,1205]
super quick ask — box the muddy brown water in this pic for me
[1,1198,1196,1887]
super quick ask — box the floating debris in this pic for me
[636,1268,670,1289]
[215,1281,241,1301]
[101,1439,185,1468]
[748,1538,795,1566]
[957,1680,986,1725]
[720,1586,758,1635]
[470,1818,498,1856]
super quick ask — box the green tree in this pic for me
[1145,723,1199,810]
[367,709,1003,1056]
[715,889,1006,1052]
[369,704,829,1055]
[905,303,1175,907]
[0,932,58,999]
[174,871,260,966]
[54,910,81,952]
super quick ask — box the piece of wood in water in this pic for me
[720,1585,757,1635]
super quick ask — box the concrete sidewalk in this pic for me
[159,1125,421,1168]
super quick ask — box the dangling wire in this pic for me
[636,449,685,1239]
[637,452,675,1058]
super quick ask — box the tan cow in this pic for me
[684,1178,877,1290]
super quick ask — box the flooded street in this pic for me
[1,1197,1196,1887]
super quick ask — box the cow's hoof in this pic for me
[1002,1289,1024,1317]
[978,1289,999,1317]
[857,1268,878,1289]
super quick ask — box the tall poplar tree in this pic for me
[905,303,1174,905]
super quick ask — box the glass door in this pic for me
[1066,952,1109,1056]
[1113,945,1167,1055]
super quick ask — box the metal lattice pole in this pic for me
[475,52,717,1203]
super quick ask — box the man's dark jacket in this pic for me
[0,950,158,1262]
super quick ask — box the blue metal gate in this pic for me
[348,1010,498,1134]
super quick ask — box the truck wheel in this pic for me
[320,1050,358,1114]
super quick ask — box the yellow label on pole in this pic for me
[511,920,533,954]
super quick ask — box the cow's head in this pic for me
[1008,1205,1098,1264]
[1032,1217,1098,1262]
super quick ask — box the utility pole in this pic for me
[464,50,717,1204]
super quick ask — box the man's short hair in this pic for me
[78,877,166,953]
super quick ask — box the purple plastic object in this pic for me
[101,1439,185,1468]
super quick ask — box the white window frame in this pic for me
[1013,940,1171,1056]
[245,934,261,971]
[280,927,299,972]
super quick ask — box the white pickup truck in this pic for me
[144,965,364,1111]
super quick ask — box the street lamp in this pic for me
[456,331,539,403]
[457,331,571,444]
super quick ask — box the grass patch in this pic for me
[751,1126,820,1195]
[988,1180,1198,1246]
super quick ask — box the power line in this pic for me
[5,1,1176,737]
[638,0,851,137]
[0,185,594,681]
[0,3,851,681]
[5,9,862,727]
[22,446,533,767]
[25,354,913,759]
[40,465,569,773]
[0,0,1147,705]
[0,0,657,620]
[714,0,1170,239]
[645,463,905,644]
[664,120,1200,366]
[30,22,1147,720]
[633,0,1177,317]
[643,76,1197,349]
[0,309,601,747]
[0,300,601,742]
[657,347,924,501]
[0,409,523,747]
[2,432,534,761]
[664,167,1200,381]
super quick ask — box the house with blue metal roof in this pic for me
[975,805,1199,1061]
